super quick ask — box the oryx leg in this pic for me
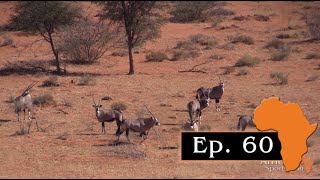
[215,99,220,111]
[198,110,202,124]
[101,122,106,134]
[125,129,130,143]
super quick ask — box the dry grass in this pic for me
[0,35,14,47]
[264,39,286,49]
[189,34,217,47]
[209,54,223,60]
[237,69,249,76]
[111,50,127,57]
[232,15,248,21]
[42,76,59,87]
[231,34,254,45]
[254,14,270,21]
[111,102,128,111]
[171,50,199,61]
[306,75,319,82]
[276,33,291,39]
[271,50,290,61]
[56,132,69,140]
[270,72,288,85]
[145,51,169,62]
[33,93,56,107]
[223,66,236,75]
[78,74,96,86]
[235,54,260,67]
[305,52,320,59]
[199,124,211,131]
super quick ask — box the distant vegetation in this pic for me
[235,54,260,67]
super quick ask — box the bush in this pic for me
[305,52,320,59]
[231,35,254,45]
[78,74,96,86]
[271,50,290,61]
[223,67,235,75]
[42,76,59,87]
[0,35,14,47]
[33,93,56,106]
[276,33,291,39]
[199,124,211,131]
[145,51,168,62]
[189,34,217,47]
[211,17,224,27]
[175,40,196,50]
[111,50,127,57]
[306,75,319,82]
[111,102,128,111]
[306,12,320,40]
[264,39,285,49]
[237,69,249,76]
[232,15,248,21]
[254,14,270,21]
[207,7,235,16]
[235,54,260,67]
[209,54,223,60]
[59,19,120,64]
[171,50,199,61]
[270,72,288,85]
[170,1,217,23]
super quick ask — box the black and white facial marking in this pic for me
[219,82,225,92]
[92,104,102,116]
[152,117,160,126]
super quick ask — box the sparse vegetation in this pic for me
[232,15,248,21]
[276,33,291,39]
[305,12,320,40]
[237,69,249,76]
[210,17,224,27]
[199,124,211,131]
[78,74,96,86]
[111,102,128,111]
[175,40,196,50]
[33,93,56,107]
[270,72,288,85]
[56,132,69,140]
[306,75,319,82]
[111,50,127,57]
[209,54,223,60]
[208,7,235,16]
[254,14,270,21]
[264,39,286,49]
[305,52,320,59]
[145,51,169,62]
[235,54,260,67]
[62,98,72,107]
[189,34,217,47]
[231,34,254,45]
[271,50,290,61]
[223,67,235,75]
[42,76,59,87]
[171,50,199,61]
[218,43,235,50]
[170,1,217,23]
[0,35,14,47]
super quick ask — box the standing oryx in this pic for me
[116,106,160,143]
[14,82,40,133]
[237,115,255,131]
[187,95,210,127]
[196,76,225,111]
[92,96,123,135]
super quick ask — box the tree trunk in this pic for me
[47,31,61,74]
[127,40,134,75]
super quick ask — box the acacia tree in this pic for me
[10,1,82,74]
[95,1,164,75]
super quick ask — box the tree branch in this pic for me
[178,59,213,73]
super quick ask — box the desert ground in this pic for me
[0,1,319,178]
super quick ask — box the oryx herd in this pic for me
[11,75,255,144]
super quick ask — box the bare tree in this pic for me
[59,18,123,64]
[95,1,165,75]
[10,1,82,74]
